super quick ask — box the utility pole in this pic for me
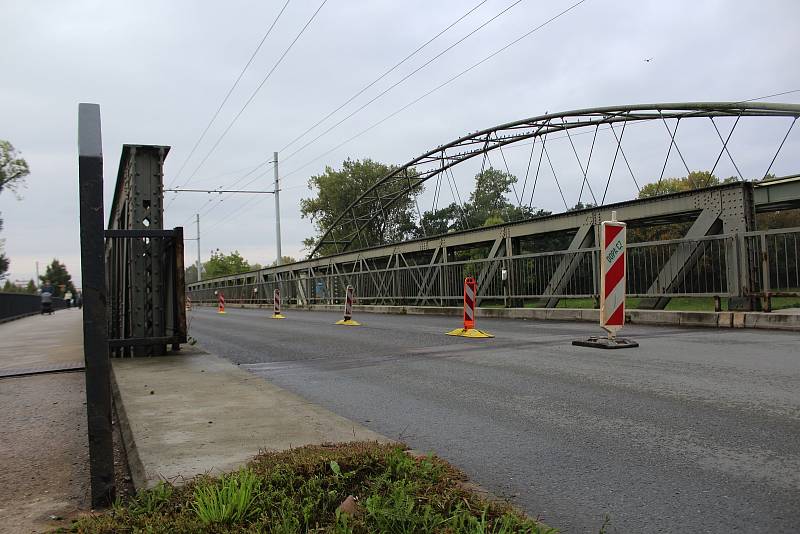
[274,151,282,266]
[35,261,39,286]
[196,213,202,281]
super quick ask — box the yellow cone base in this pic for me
[446,327,494,338]
[335,319,361,326]
[271,314,286,319]
[217,311,226,315]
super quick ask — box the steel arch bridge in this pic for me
[311,102,800,257]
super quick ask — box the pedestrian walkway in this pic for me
[0,310,89,533]
[0,309,85,377]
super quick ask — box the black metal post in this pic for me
[78,103,115,506]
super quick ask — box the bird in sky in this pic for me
[644,57,654,62]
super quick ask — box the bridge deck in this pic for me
[188,306,800,533]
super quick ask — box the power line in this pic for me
[183,0,329,186]
[281,0,524,164]
[200,0,493,198]
[277,0,488,155]
[194,162,277,225]
[281,0,590,181]
[168,0,292,188]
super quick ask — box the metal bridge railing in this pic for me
[745,227,800,310]
[627,234,733,298]
[191,232,779,308]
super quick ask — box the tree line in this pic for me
[301,162,799,254]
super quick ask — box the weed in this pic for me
[128,481,173,516]
[68,442,556,533]
[191,468,259,525]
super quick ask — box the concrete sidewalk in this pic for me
[112,349,390,490]
[0,309,85,376]
[0,310,90,533]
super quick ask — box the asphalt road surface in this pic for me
[189,307,800,533]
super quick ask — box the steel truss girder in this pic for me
[192,179,784,287]
[311,102,800,256]
[106,144,186,356]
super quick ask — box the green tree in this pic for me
[0,140,29,194]
[638,171,737,198]
[25,279,37,294]
[0,241,7,281]
[632,171,739,242]
[301,159,419,255]
[0,140,30,280]
[269,256,296,267]
[419,167,549,236]
[569,201,595,211]
[39,259,75,297]
[2,279,14,292]
[185,264,198,284]
[203,249,253,278]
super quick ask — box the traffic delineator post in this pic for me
[217,292,226,314]
[335,285,361,326]
[446,277,493,338]
[271,288,286,319]
[186,295,192,311]
[573,212,638,349]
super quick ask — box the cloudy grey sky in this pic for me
[1,0,798,287]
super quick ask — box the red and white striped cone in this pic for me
[446,277,493,338]
[217,292,226,314]
[573,211,638,349]
[335,285,361,325]
[271,288,285,319]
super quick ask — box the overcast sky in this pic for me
[1,0,798,287]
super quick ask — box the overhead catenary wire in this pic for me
[182,0,329,186]
[277,0,489,155]
[279,0,525,165]
[168,0,292,189]
[280,0,591,181]
[198,163,276,221]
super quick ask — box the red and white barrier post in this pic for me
[335,285,361,326]
[217,291,226,315]
[573,211,638,349]
[271,288,286,319]
[446,277,493,338]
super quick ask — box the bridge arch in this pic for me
[310,102,800,257]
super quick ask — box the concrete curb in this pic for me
[110,364,149,491]
[202,303,800,332]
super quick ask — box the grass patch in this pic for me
[772,296,800,310]
[63,442,555,533]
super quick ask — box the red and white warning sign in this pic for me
[600,213,626,334]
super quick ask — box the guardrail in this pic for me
[745,227,800,311]
[188,228,800,311]
[192,233,744,305]
[0,293,67,322]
